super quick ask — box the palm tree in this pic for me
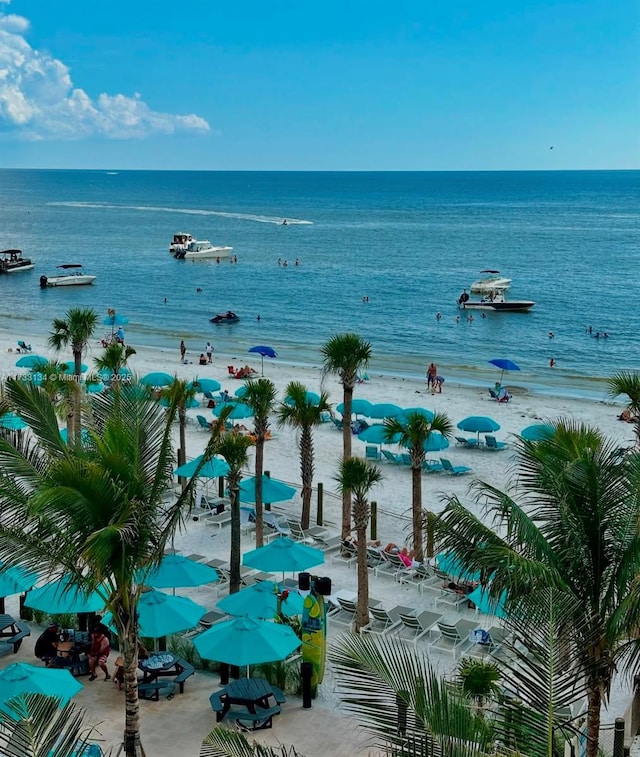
[241,378,277,546]
[94,341,136,383]
[160,377,198,491]
[49,308,98,445]
[435,420,640,757]
[321,333,372,539]
[383,411,453,562]
[277,382,332,530]
[0,377,215,757]
[335,457,383,632]
[608,370,640,446]
[216,432,254,594]
[30,360,77,441]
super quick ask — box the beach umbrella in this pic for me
[193,615,301,669]
[212,402,253,420]
[25,576,105,615]
[0,663,82,713]
[234,386,248,398]
[401,407,435,422]
[135,591,206,637]
[0,562,38,597]
[243,537,324,574]
[158,396,199,408]
[15,354,48,369]
[436,551,481,583]
[0,413,28,431]
[358,425,400,445]
[103,312,128,327]
[173,454,230,478]
[488,358,521,383]
[189,378,221,393]
[337,399,373,418]
[520,424,555,441]
[248,345,278,375]
[285,390,321,406]
[60,361,88,375]
[135,554,219,589]
[59,428,92,446]
[467,585,508,619]
[457,416,500,441]
[422,432,450,452]
[217,580,304,619]
[239,475,296,505]
[84,380,105,394]
[140,371,173,387]
[97,366,132,383]
[368,403,404,419]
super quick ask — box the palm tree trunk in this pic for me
[355,521,369,632]
[411,464,424,563]
[300,426,313,530]
[585,684,602,757]
[72,375,82,447]
[254,439,264,547]
[229,477,241,594]
[179,406,187,493]
[122,621,144,756]
[341,385,354,539]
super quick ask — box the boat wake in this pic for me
[48,202,313,225]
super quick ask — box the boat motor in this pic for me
[39,275,48,288]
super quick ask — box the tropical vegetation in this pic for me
[608,370,640,447]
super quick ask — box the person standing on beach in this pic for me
[427,362,437,390]
[206,342,213,363]
[180,340,186,363]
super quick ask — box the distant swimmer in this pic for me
[257,315,261,322]
[282,219,288,225]
[196,287,203,293]
[295,258,300,266]
[548,331,555,339]
[549,146,554,150]
[549,358,556,368]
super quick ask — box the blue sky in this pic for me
[0,0,637,170]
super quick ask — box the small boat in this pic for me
[458,287,534,312]
[470,270,512,293]
[0,249,34,274]
[210,311,240,324]
[40,264,96,288]
[170,233,233,260]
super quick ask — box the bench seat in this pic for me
[234,704,281,730]
[173,659,195,693]
[138,680,176,701]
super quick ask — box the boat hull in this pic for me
[461,300,535,312]
[181,246,233,260]
[40,275,96,287]
[3,263,35,273]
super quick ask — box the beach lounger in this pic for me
[429,619,479,659]
[484,435,507,451]
[196,415,211,432]
[330,417,344,431]
[440,458,472,476]
[365,445,381,461]
[262,512,291,541]
[362,605,414,636]
[286,519,328,542]
[203,509,232,531]
[422,459,443,473]
[399,453,413,466]
[455,436,482,448]
[331,541,358,568]
[395,610,442,646]
[313,531,342,552]
[381,449,403,464]
[398,563,438,593]
[17,340,31,353]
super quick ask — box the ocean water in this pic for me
[0,169,638,395]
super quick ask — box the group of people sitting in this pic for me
[618,408,639,423]
[489,383,511,402]
[343,537,421,568]
[229,365,257,379]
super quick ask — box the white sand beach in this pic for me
[0,328,635,756]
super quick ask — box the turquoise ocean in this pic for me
[0,169,638,397]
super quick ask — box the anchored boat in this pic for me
[0,249,35,274]
[40,264,96,288]
[458,286,534,312]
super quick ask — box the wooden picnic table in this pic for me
[215,677,281,723]
[0,614,20,638]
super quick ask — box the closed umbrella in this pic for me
[217,580,304,619]
[103,590,206,638]
[15,355,48,369]
[193,615,301,669]
[368,403,403,419]
[467,585,508,619]
[488,358,520,383]
[239,476,296,505]
[457,416,500,441]
[242,537,324,574]
[140,372,173,387]
[0,562,38,596]
[212,402,253,420]
[337,399,373,418]
[135,555,219,589]
[174,455,230,478]
[25,577,105,615]
[0,663,82,713]
[248,345,278,375]
[521,424,554,441]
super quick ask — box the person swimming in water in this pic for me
[282,219,288,225]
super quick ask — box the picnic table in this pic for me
[0,614,21,638]
[211,677,286,729]
[138,653,195,700]
[0,614,30,656]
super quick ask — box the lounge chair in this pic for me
[422,459,443,473]
[435,582,470,611]
[240,507,256,534]
[329,595,379,626]
[395,610,442,646]
[330,417,344,431]
[17,340,31,353]
[313,531,342,552]
[455,436,482,448]
[366,546,388,573]
[196,415,211,432]
[374,551,413,581]
[362,605,414,636]
[484,435,507,451]
[468,626,510,658]
[381,449,403,464]
[286,519,328,542]
[262,512,291,541]
[440,458,472,476]
[399,453,412,466]
[365,445,381,461]
[331,541,358,568]
[398,563,438,593]
[429,618,479,658]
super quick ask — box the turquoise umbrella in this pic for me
[212,401,253,420]
[337,398,373,417]
[135,554,219,589]
[422,432,450,452]
[436,552,481,583]
[60,428,92,446]
[188,378,221,393]
[60,361,88,374]
[358,425,400,445]
[97,366,132,382]
[217,580,304,618]
[0,663,82,714]
[158,396,199,408]
[401,407,435,422]
[369,403,404,419]
[239,476,296,504]
[193,616,301,668]
[521,424,554,441]
[242,537,324,573]
[285,390,321,406]
[174,454,230,478]
[84,380,105,394]
[457,416,500,441]
[103,590,206,638]
[25,576,105,615]
[234,385,248,398]
[0,562,38,596]
[15,355,48,369]
[467,585,508,619]
[103,313,128,327]
[140,372,173,387]
[0,413,28,431]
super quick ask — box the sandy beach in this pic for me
[0,327,635,755]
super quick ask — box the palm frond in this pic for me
[201,728,304,757]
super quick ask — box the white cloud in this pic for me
[0,9,210,140]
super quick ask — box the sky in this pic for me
[0,0,637,170]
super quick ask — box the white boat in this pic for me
[0,249,34,274]
[470,270,512,293]
[169,233,233,260]
[458,287,534,313]
[40,265,96,288]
